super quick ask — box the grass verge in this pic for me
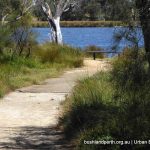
[0,43,83,97]
[60,72,116,148]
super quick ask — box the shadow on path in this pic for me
[0,126,74,149]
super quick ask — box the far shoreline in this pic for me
[32,21,130,28]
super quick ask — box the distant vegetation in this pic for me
[32,21,126,28]
[33,0,135,21]
[61,48,150,150]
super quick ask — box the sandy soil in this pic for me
[0,59,110,149]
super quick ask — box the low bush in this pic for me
[34,43,83,68]
[112,48,148,90]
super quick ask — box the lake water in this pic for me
[33,27,144,51]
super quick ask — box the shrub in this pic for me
[112,48,148,90]
[111,48,150,146]
[34,43,83,67]
[34,43,60,63]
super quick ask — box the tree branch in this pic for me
[62,0,77,13]
[1,14,8,25]
[41,2,53,19]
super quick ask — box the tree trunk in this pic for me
[140,19,150,64]
[40,0,76,45]
[0,48,3,55]
[48,17,63,44]
[54,17,63,44]
[136,0,150,66]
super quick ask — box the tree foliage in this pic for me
[33,0,134,21]
[0,0,36,57]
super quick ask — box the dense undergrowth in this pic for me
[0,43,83,97]
[61,48,150,150]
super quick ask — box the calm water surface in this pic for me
[33,27,144,50]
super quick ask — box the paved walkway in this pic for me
[0,59,110,149]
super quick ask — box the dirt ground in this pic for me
[0,59,110,149]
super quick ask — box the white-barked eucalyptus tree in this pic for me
[35,0,77,44]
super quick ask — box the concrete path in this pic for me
[0,59,110,149]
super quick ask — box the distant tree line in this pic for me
[33,0,135,21]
